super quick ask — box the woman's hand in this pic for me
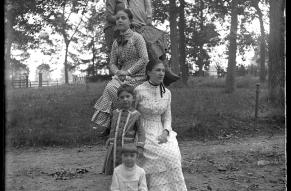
[157,130,169,144]
[116,70,129,82]
[116,70,129,76]
[118,75,126,82]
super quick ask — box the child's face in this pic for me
[118,91,134,110]
[122,152,137,168]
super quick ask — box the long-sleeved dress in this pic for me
[111,164,148,191]
[126,0,152,27]
[102,108,145,175]
[134,81,187,191]
[91,29,149,128]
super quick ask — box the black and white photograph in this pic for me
[5,0,286,190]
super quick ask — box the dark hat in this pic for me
[121,144,138,154]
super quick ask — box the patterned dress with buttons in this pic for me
[102,108,146,175]
[135,81,188,191]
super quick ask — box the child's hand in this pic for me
[137,146,144,157]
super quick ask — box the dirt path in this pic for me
[6,134,286,191]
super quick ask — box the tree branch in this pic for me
[68,0,89,42]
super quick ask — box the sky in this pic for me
[13,0,269,81]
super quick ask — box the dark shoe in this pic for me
[164,67,180,86]
[99,127,110,138]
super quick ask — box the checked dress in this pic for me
[91,29,148,129]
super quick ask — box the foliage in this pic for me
[40,0,91,83]
[78,5,107,76]
[37,63,51,72]
[152,0,169,24]
[215,64,226,78]
[236,64,247,76]
[6,0,281,96]
[5,0,45,48]
[10,58,30,73]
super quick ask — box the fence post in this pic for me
[47,81,49,86]
[255,83,260,129]
[26,75,29,88]
[39,73,42,87]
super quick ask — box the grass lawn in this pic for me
[5,76,285,147]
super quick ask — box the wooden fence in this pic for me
[11,79,59,88]
[11,74,87,89]
[72,75,87,84]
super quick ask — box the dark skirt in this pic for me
[102,144,122,175]
[134,25,169,61]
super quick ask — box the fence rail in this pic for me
[11,73,92,89]
[11,80,59,88]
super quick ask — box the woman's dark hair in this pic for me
[115,8,133,21]
[117,84,135,97]
[145,58,165,80]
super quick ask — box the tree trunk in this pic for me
[253,1,266,83]
[5,12,13,88]
[268,0,285,104]
[198,63,204,76]
[5,37,12,87]
[92,37,96,76]
[225,0,238,93]
[198,0,204,77]
[64,43,69,84]
[169,0,180,74]
[179,0,188,85]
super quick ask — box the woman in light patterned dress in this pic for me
[135,59,187,191]
[91,8,149,130]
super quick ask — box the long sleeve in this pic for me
[135,118,145,148]
[161,91,172,132]
[109,41,119,75]
[138,170,148,191]
[110,170,121,191]
[127,34,149,75]
[144,0,152,19]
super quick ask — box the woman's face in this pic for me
[116,11,130,32]
[147,63,165,84]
